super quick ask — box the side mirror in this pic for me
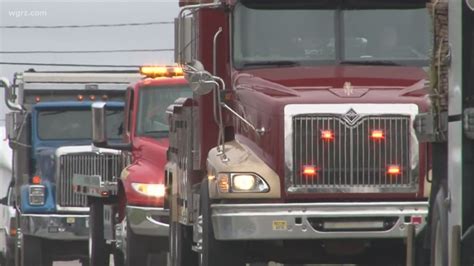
[175,16,195,65]
[0,78,22,111]
[185,61,215,96]
[92,102,131,151]
[92,102,107,147]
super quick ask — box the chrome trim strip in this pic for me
[284,104,420,193]
[126,206,169,237]
[20,214,89,240]
[211,201,428,240]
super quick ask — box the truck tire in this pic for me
[113,250,124,266]
[89,198,110,266]
[430,187,448,266]
[170,222,197,266]
[21,236,52,266]
[199,180,245,266]
[125,220,148,266]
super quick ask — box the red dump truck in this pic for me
[73,66,191,266]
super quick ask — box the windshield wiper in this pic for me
[242,60,300,68]
[143,130,168,135]
[340,60,400,66]
[40,110,68,116]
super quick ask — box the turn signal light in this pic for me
[387,165,401,175]
[371,130,384,140]
[321,130,334,141]
[302,165,317,176]
[32,175,41,184]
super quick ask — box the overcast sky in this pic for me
[0,0,179,118]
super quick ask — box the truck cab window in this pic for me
[233,1,431,68]
[37,109,124,140]
[136,85,192,139]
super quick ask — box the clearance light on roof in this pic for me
[371,130,384,140]
[140,65,184,78]
[321,130,334,141]
[387,165,401,175]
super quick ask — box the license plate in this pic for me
[272,220,288,231]
[66,217,75,224]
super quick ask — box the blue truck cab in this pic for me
[21,101,124,214]
[1,71,141,265]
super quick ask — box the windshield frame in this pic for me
[231,0,431,69]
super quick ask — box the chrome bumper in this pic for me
[126,206,169,237]
[20,214,89,240]
[212,201,428,240]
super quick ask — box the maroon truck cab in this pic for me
[170,0,433,264]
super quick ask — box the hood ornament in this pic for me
[343,82,353,96]
[343,108,360,125]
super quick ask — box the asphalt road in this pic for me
[52,261,352,266]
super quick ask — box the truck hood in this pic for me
[233,65,429,104]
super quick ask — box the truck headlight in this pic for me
[29,185,45,206]
[131,183,165,198]
[217,173,269,193]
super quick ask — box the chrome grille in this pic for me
[291,114,413,192]
[57,153,123,207]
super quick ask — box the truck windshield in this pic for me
[136,85,192,139]
[37,109,124,140]
[233,1,432,68]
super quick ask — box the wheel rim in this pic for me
[434,220,443,266]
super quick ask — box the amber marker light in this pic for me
[321,130,334,141]
[217,174,230,193]
[387,165,401,175]
[302,165,318,176]
[32,175,41,184]
[371,130,384,140]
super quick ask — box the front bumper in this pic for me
[126,206,169,237]
[212,201,428,240]
[20,214,89,240]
